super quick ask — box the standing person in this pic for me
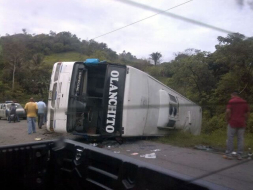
[24,97,38,134]
[12,100,20,122]
[8,103,17,123]
[223,91,250,160]
[37,99,46,129]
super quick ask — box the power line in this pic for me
[92,0,234,40]
[91,0,193,40]
[115,0,234,33]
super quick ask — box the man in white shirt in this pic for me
[37,100,46,129]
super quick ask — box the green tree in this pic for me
[166,49,215,100]
[210,33,253,103]
[163,49,218,117]
[149,52,162,66]
[1,34,30,90]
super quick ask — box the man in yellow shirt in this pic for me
[24,97,38,134]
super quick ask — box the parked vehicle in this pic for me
[5,100,14,103]
[0,103,26,120]
[8,114,17,123]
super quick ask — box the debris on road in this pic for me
[89,143,98,147]
[102,140,120,149]
[194,145,212,151]
[131,153,139,155]
[140,153,156,159]
[151,149,161,152]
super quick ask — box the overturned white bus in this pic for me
[46,59,202,138]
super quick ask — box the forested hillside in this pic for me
[0,30,149,102]
[0,31,252,133]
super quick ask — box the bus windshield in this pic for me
[67,63,107,134]
[66,62,127,136]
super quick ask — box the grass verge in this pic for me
[155,130,253,152]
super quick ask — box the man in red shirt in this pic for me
[224,91,250,160]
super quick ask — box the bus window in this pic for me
[50,109,54,131]
[173,106,177,116]
[82,71,88,95]
[67,63,107,134]
[169,103,178,118]
[57,82,62,108]
[169,94,177,103]
[58,82,62,93]
[51,83,57,108]
[54,63,62,82]
[169,104,173,116]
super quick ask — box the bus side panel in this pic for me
[176,97,202,135]
[143,77,202,136]
[143,78,163,136]
[101,65,126,136]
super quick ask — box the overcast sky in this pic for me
[1,0,253,62]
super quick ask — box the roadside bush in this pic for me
[144,66,163,78]
[246,113,253,133]
[202,112,253,134]
[202,114,226,134]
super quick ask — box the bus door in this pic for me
[167,94,179,128]
[157,90,179,129]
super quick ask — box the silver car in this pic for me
[0,103,26,120]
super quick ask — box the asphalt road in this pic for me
[0,119,252,189]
